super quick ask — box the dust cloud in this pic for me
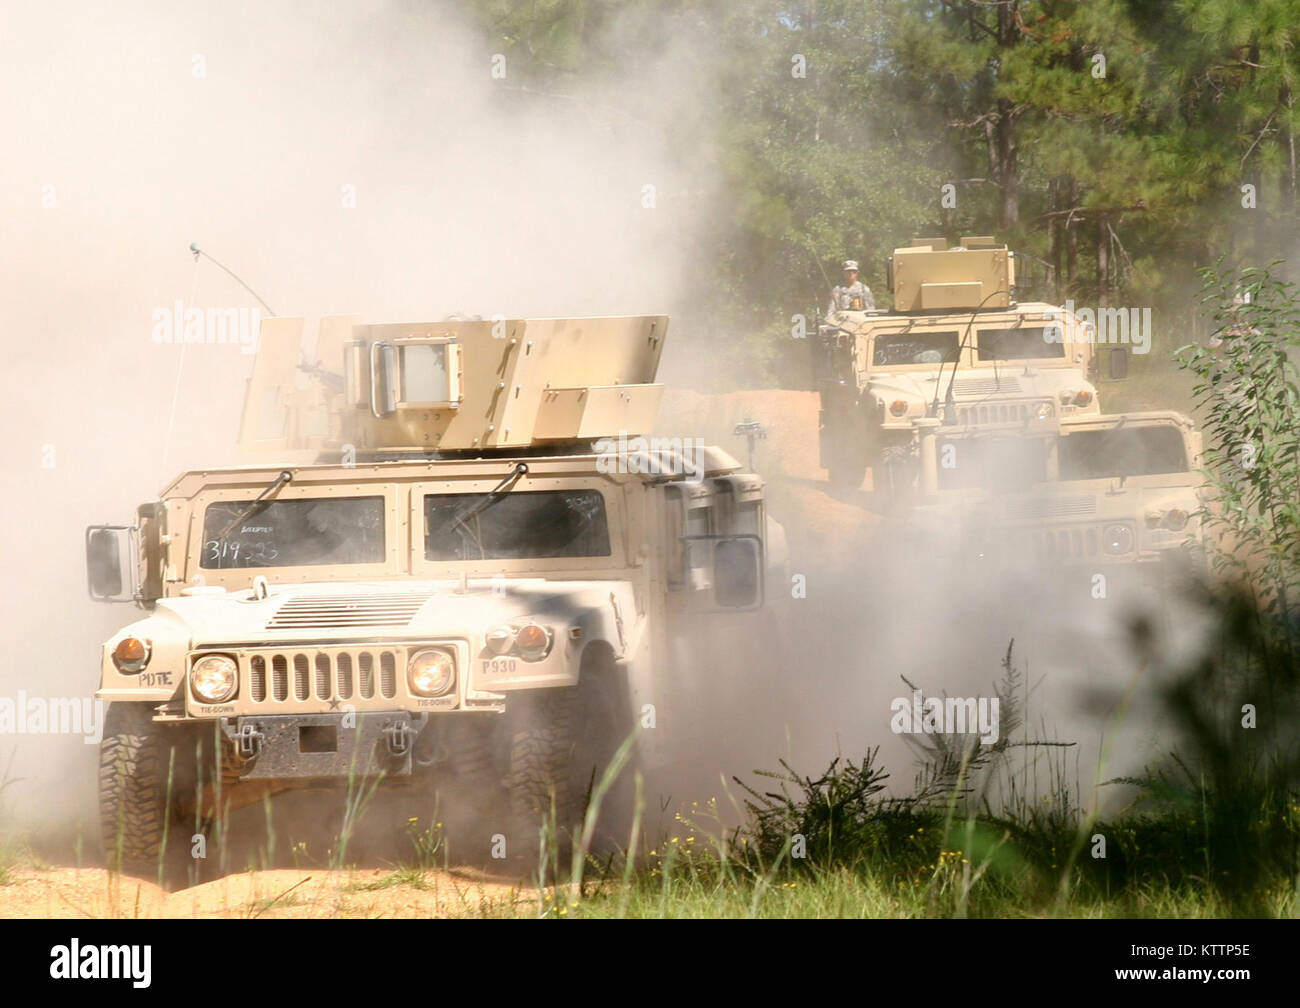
[659,390,1215,827]
[0,0,1207,867]
[0,0,720,839]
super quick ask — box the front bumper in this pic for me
[220,711,427,780]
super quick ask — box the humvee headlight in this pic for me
[408,648,455,697]
[1073,389,1093,406]
[1104,525,1134,555]
[112,637,151,674]
[1034,401,1054,421]
[190,654,238,703]
[889,400,908,417]
[485,626,515,656]
[1163,508,1189,531]
[515,623,552,661]
[1058,389,1076,405]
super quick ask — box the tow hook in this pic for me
[233,722,265,759]
[382,720,415,757]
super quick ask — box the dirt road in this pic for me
[0,866,531,919]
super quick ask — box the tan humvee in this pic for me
[813,237,1102,490]
[902,410,1205,583]
[87,315,783,876]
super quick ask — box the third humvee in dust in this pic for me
[87,314,782,875]
[900,408,1206,591]
[813,236,1102,494]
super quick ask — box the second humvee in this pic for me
[813,236,1102,491]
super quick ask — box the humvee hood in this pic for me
[868,368,1085,404]
[155,579,634,646]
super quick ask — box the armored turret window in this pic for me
[399,343,451,403]
[201,496,385,568]
[872,331,960,366]
[424,489,611,561]
[976,327,1065,361]
[1058,426,1188,480]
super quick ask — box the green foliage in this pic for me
[718,610,1300,916]
[461,1,1300,387]
[1177,262,1300,628]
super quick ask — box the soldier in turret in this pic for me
[827,260,875,315]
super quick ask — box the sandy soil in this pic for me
[0,866,531,919]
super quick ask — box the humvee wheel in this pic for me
[504,666,636,864]
[99,703,192,882]
[877,445,918,513]
[826,428,873,492]
[828,461,867,492]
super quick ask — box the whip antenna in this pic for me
[189,242,276,316]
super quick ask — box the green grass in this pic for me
[458,607,1300,920]
[463,789,1300,919]
[550,862,1269,920]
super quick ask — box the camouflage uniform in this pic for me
[828,280,875,315]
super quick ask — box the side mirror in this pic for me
[715,536,762,608]
[370,342,397,418]
[86,525,135,602]
[680,534,764,611]
[1108,346,1129,380]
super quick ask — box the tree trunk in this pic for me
[1097,213,1110,309]
[1065,180,1078,291]
[997,99,1019,228]
[1049,178,1062,302]
[995,1,1020,229]
[1286,84,1296,210]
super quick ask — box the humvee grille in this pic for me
[249,648,400,703]
[1027,527,1094,559]
[266,592,431,629]
[984,522,1137,563]
[1004,495,1096,520]
[952,401,1039,426]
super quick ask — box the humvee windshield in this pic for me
[977,327,1065,361]
[873,330,960,366]
[1059,425,1189,480]
[201,496,385,568]
[424,489,610,561]
[938,436,1052,492]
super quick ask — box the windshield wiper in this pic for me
[451,462,529,532]
[217,470,293,540]
[934,289,1012,422]
[445,462,529,560]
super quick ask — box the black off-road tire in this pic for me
[447,716,501,792]
[505,688,580,861]
[98,703,191,882]
[504,669,637,866]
